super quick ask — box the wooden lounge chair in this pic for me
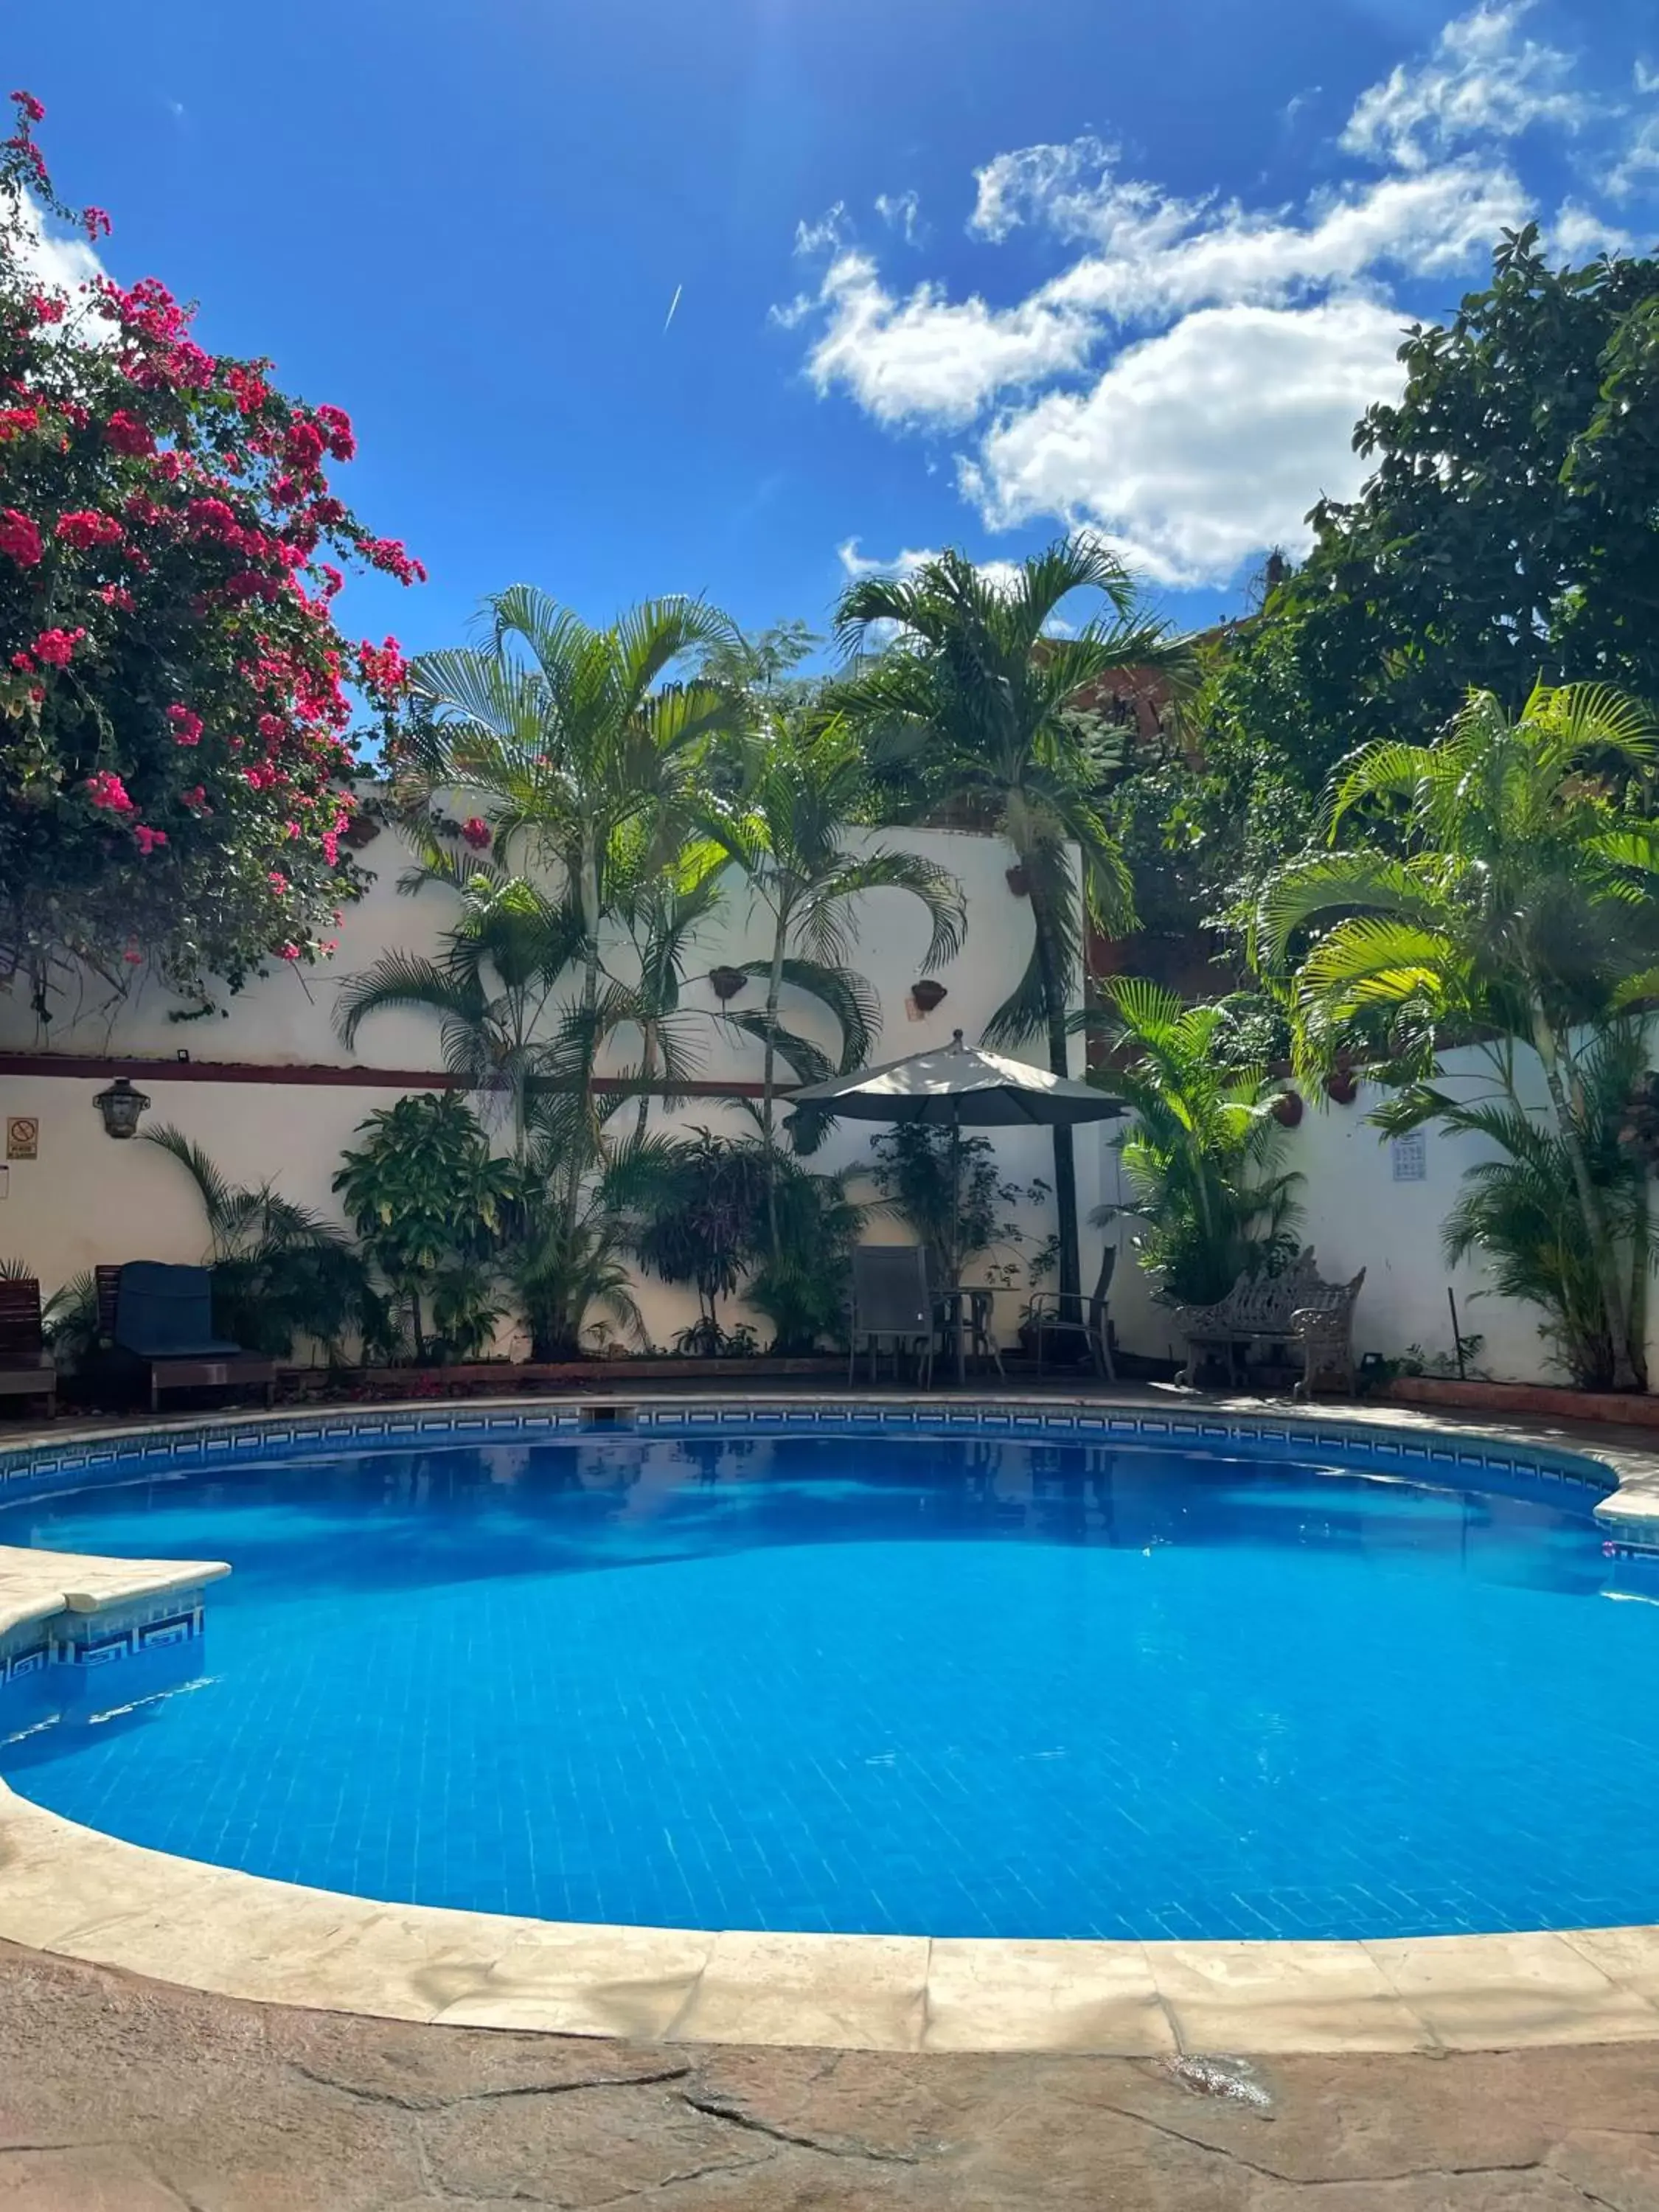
[0,1276,55,1418]
[103,1260,276,1413]
[848,1247,934,1386]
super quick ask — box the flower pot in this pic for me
[1005,865,1030,898]
[709,966,749,1002]
[1271,1088,1304,1128]
[341,813,381,850]
[1324,1069,1358,1106]
[910,978,948,1013]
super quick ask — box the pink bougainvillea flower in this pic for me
[180,785,211,814]
[54,508,122,549]
[85,771,134,813]
[358,635,409,695]
[105,408,154,456]
[97,582,134,611]
[268,870,288,894]
[278,942,301,961]
[0,508,42,566]
[0,406,39,439]
[132,824,167,854]
[81,205,111,241]
[32,627,84,667]
[461,816,492,851]
[313,404,355,461]
[166,704,204,745]
[10,91,46,125]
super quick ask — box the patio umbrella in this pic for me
[791,1029,1122,1377]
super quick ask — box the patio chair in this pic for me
[922,1255,1006,1382]
[108,1260,276,1413]
[848,1246,934,1386]
[1028,1246,1117,1380]
[0,1276,55,1418]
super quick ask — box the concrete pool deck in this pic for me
[5,1387,1659,2063]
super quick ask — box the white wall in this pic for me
[1099,1039,1659,1387]
[0,824,1074,1354]
[4,839,1648,1383]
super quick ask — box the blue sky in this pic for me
[13,1,1659,658]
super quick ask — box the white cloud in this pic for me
[1548,198,1635,259]
[794,204,848,256]
[966,299,1410,587]
[781,1,1644,591]
[13,191,105,302]
[1340,1,1589,171]
[1604,114,1659,201]
[874,189,921,244]
[798,249,1095,428]
[1638,62,1659,97]
[1034,160,1529,323]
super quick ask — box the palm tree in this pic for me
[1088,981,1302,1307]
[700,715,965,1252]
[145,1124,376,1360]
[1258,681,1659,1390]
[832,537,1195,1307]
[1433,1025,1650,1390]
[335,848,587,1152]
[401,586,742,1202]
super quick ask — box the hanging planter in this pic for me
[341,812,382,851]
[708,966,749,1002]
[1005,864,1030,898]
[909,978,948,1013]
[1270,1087,1304,1129]
[1324,1059,1359,1106]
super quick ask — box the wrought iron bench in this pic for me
[1290,1269,1367,1399]
[1172,1249,1363,1397]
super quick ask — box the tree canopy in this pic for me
[0,94,422,1019]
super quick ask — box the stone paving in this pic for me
[6,1940,1659,2210]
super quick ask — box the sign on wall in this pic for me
[1390,1130,1427,1183]
[4,1116,38,1162]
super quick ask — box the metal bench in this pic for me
[1172,1249,1363,1395]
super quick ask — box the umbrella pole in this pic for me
[950,1107,964,1385]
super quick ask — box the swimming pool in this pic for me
[1,1412,1652,1945]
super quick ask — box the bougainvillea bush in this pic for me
[0,91,422,1018]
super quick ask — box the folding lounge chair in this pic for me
[110,1261,276,1413]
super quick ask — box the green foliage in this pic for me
[1093,978,1301,1307]
[1222,232,1659,771]
[866,1123,1049,1290]
[831,537,1195,1303]
[145,1124,372,1361]
[1260,680,1659,1388]
[332,1092,523,1363]
[701,713,964,1179]
[608,1130,771,1343]
[744,1162,865,1353]
[498,1180,643,1362]
[1380,1029,1652,1391]
[41,1271,100,1368]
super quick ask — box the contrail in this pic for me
[663,283,683,333]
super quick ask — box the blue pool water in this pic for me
[1,1431,1655,1941]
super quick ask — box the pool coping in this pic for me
[5,1385,1659,2057]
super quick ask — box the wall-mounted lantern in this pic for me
[708,967,749,1002]
[93,1076,150,1139]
